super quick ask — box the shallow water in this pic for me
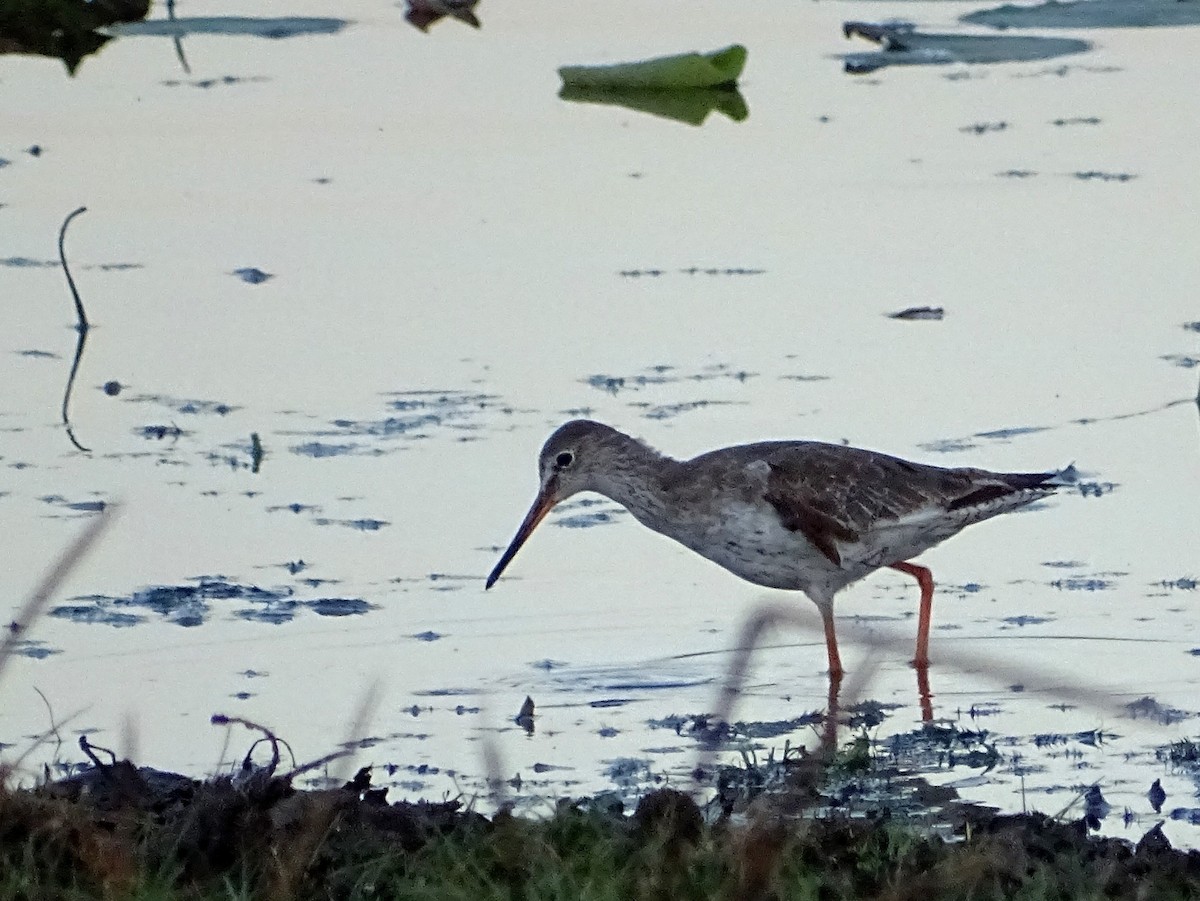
[2,0,1199,847]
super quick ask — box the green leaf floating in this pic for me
[559,44,747,90]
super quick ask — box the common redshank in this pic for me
[485,420,1057,676]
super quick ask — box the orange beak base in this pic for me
[485,485,556,589]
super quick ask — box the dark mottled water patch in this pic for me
[1050,576,1114,591]
[963,0,1200,30]
[605,757,651,782]
[881,723,998,770]
[1160,354,1199,369]
[842,21,1090,72]
[268,502,319,514]
[15,349,59,359]
[1126,697,1188,726]
[844,700,900,729]
[619,267,765,278]
[960,122,1007,135]
[590,699,632,709]
[454,705,480,715]
[9,640,62,660]
[40,495,108,514]
[110,15,349,38]
[162,76,271,89]
[290,389,508,453]
[554,510,622,529]
[56,578,303,627]
[531,659,568,671]
[888,305,944,321]
[235,601,301,624]
[583,364,756,395]
[231,691,254,700]
[919,437,979,454]
[1075,481,1116,497]
[136,425,186,440]
[290,441,361,458]
[1183,321,1200,333]
[597,679,711,692]
[425,573,474,592]
[1073,170,1135,182]
[48,603,145,627]
[412,631,443,642]
[967,702,1002,718]
[312,517,389,531]
[1051,116,1100,126]
[1002,615,1053,626]
[779,373,831,382]
[412,688,473,697]
[974,425,1048,440]
[281,560,308,575]
[239,669,268,678]
[1042,560,1085,569]
[307,597,374,617]
[997,169,1038,178]
[598,727,620,738]
[126,394,238,416]
[1160,577,1198,591]
[0,257,58,268]
[1168,808,1200,825]
[87,262,144,271]
[636,399,745,420]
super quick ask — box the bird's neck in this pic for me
[591,436,683,530]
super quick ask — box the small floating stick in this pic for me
[58,205,91,453]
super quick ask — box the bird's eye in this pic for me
[555,451,574,469]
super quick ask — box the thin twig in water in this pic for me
[79,735,118,769]
[167,0,191,74]
[58,206,91,453]
[0,505,116,683]
[32,687,64,757]
[2,706,89,782]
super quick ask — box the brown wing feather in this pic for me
[756,443,991,564]
[763,480,858,566]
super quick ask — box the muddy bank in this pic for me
[4,751,1200,900]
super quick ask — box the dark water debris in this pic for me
[561,84,748,127]
[963,0,1200,30]
[287,390,508,456]
[842,20,1090,73]
[48,578,375,629]
[583,364,757,396]
[125,393,238,416]
[960,121,1008,135]
[232,267,273,284]
[107,16,349,39]
[889,305,945,321]
[618,266,765,278]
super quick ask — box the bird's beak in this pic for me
[485,480,557,589]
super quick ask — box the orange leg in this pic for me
[890,561,934,668]
[822,668,843,751]
[820,605,844,678]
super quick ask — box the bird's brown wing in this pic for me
[758,442,986,567]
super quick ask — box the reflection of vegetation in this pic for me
[0,0,149,73]
[560,84,749,127]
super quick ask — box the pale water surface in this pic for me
[2,0,1199,847]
